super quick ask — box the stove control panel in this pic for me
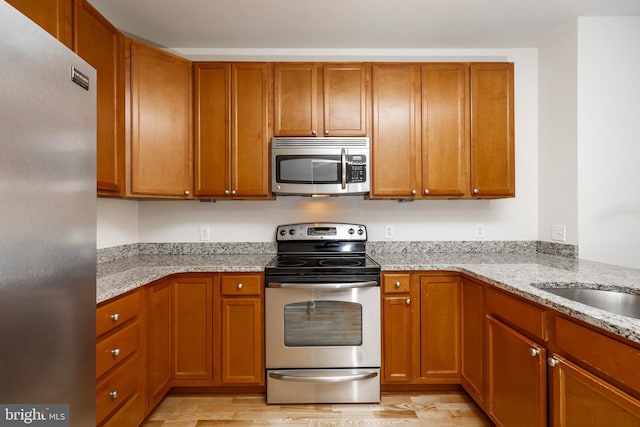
[276,223,367,241]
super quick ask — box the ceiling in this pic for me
[90,0,640,53]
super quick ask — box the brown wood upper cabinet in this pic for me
[7,0,73,48]
[74,0,125,196]
[194,63,272,199]
[128,40,193,198]
[274,63,368,137]
[371,62,514,199]
[470,63,515,198]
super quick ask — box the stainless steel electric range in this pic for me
[264,223,381,404]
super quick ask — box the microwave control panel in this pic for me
[347,155,367,183]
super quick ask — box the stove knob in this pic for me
[279,229,287,236]
[357,228,364,235]
[348,228,355,235]
[289,229,296,235]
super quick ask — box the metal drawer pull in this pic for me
[110,313,120,321]
[237,283,243,289]
[406,298,411,305]
[109,390,119,399]
[269,370,377,384]
[394,281,401,288]
[111,348,121,357]
[268,281,378,289]
[529,348,540,357]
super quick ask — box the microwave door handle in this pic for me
[341,148,347,189]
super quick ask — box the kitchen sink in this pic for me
[533,283,640,319]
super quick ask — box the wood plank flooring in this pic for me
[142,391,492,426]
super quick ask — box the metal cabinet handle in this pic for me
[184,190,190,196]
[324,130,329,136]
[394,281,401,288]
[411,189,417,196]
[237,283,243,289]
[110,313,120,321]
[547,357,559,367]
[224,190,230,195]
[424,189,430,195]
[311,130,317,136]
[231,190,237,195]
[406,298,411,305]
[111,348,121,357]
[473,188,479,195]
[529,348,540,357]
[109,390,119,399]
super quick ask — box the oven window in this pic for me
[283,300,362,347]
[276,155,340,184]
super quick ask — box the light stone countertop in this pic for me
[97,250,640,345]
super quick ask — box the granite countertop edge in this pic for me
[97,252,640,345]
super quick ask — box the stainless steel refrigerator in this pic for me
[0,2,96,426]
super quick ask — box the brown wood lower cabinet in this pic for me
[381,272,460,385]
[486,315,547,427]
[218,274,264,385]
[173,276,213,382]
[460,276,484,404]
[96,290,145,427]
[548,354,640,426]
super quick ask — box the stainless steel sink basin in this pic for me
[533,283,640,319]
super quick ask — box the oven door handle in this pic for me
[269,370,378,383]
[267,281,378,289]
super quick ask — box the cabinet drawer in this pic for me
[221,274,262,296]
[485,287,547,341]
[96,353,139,425]
[96,320,140,379]
[383,274,411,294]
[100,392,143,427]
[553,315,640,395]
[96,291,141,338]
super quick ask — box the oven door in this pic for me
[265,282,380,369]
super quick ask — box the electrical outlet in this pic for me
[384,224,395,239]
[200,225,210,241]
[475,224,485,238]
[551,224,566,242]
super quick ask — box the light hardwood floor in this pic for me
[142,391,492,426]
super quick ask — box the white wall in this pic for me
[577,17,640,268]
[97,198,139,248]
[96,48,539,248]
[538,21,579,245]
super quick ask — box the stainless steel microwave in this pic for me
[272,137,370,196]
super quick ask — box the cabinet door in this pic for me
[147,281,172,410]
[274,63,318,136]
[470,63,515,198]
[421,63,469,197]
[231,63,271,198]
[130,41,192,198]
[548,354,640,427]
[220,297,263,384]
[323,63,368,137]
[460,276,485,405]
[486,315,546,427]
[7,0,72,48]
[74,0,125,196]
[172,276,213,381]
[419,275,460,381]
[371,64,421,198]
[382,294,414,382]
[194,63,230,197]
